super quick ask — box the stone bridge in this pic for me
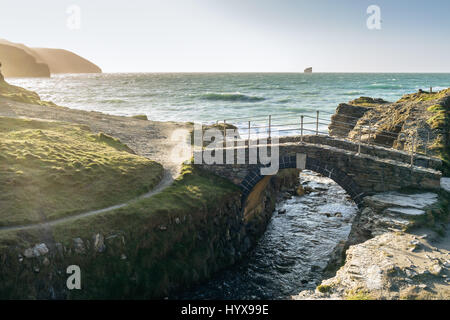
[194,135,442,208]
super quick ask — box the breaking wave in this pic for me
[201,92,265,102]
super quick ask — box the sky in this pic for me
[1,0,450,73]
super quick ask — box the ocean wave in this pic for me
[276,99,292,103]
[101,99,126,104]
[300,91,320,96]
[201,92,265,102]
[337,91,363,96]
[366,83,403,89]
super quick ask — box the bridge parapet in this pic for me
[194,140,442,208]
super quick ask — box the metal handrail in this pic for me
[207,110,435,164]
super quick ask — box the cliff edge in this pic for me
[0,39,101,77]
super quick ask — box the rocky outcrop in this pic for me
[328,97,389,138]
[329,89,450,175]
[0,39,101,77]
[328,103,371,137]
[293,231,450,300]
[293,190,450,300]
[347,192,443,245]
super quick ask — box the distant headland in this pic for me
[0,39,102,77]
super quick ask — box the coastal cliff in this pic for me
[30,48,102,74]
[328,90,450,175]
[0,43,50,77]
[0,39,101,77]
[294,89,450,300]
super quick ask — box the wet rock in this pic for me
[278,209,287,215]
[364,192,438,211]
[296,185,305,196]
[303,186,314,194]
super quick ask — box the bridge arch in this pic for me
[239,155,365,208]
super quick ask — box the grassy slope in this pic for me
[0,117,164,227]
[402,89,450,176]
[0,164,239,250]
[50,164,239,242]
[0,78,56,106]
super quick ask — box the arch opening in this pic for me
[239,155,365,208]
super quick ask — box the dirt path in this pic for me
[0,97,192,231]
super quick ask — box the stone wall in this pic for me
[0,170,300,299]
[195,142,442,208]
[278,135,442,171]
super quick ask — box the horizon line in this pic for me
[96,71,450,74]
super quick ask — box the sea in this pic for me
[8,72,450,124]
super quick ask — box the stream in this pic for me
[174,170,358,300]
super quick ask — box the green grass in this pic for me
[426,103,450,176]
[131,115,148,120]
[345,289,374,300]
[0,78,56,106]
[399,88,450,103]
[349,97,389,107]
[0,117,164,227]
[317,284,332,293]
[50,164,240,243]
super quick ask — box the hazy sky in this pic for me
[1,0,450,72]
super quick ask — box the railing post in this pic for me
[223,119,227,148]
[268,115,272,141]
[410,134,415,168]
[300,115,304,143]
[248,120,251,147]
[316,111,319,135]
[357,128,362,155]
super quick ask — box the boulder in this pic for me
[93,233,106,253]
